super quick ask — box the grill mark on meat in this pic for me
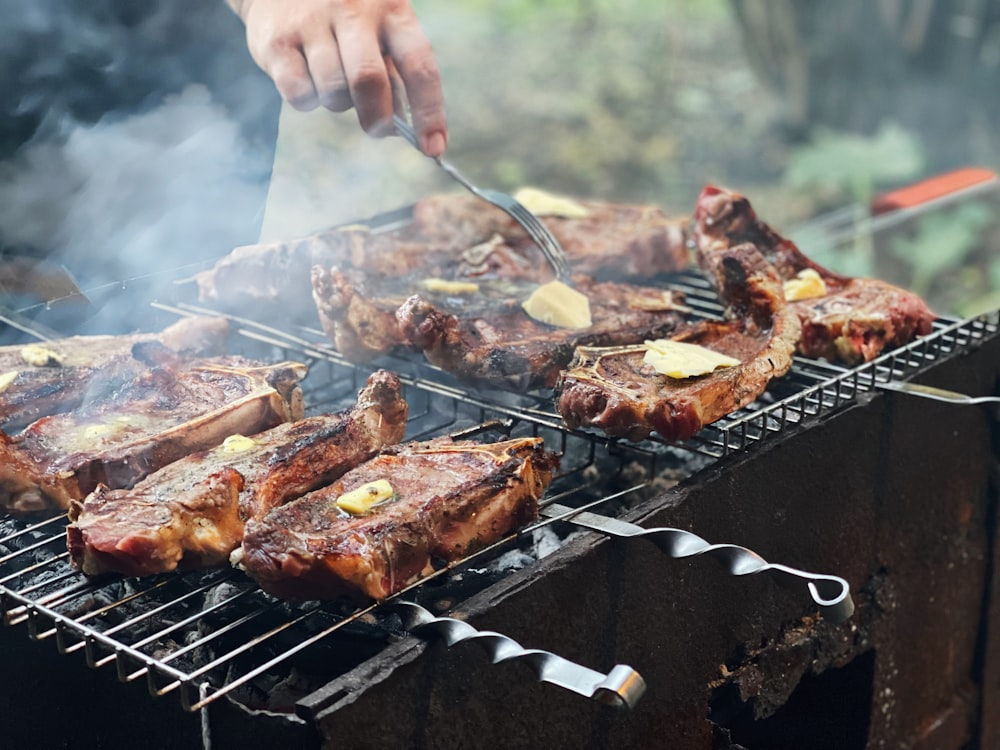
[240,436,558,601]
[557,243,800,442]
[0,358,307,515]
[66,371,407,578]
[694,185,935,363]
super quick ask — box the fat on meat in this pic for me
[67,370,407,577]
[240,435,558,601]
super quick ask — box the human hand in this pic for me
[227,0,447,156]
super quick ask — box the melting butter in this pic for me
[423,277,480,294]
[522,280,592,329]
[84,421,124,440]
[221,434,257,453]
[21,345,62,367]
[643,339,741,378]
[783,268,828,301]
[513,187,589,219]
[77,414,150,445]
[0,371,17,393]
[336,479,395,515]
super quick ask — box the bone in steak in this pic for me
[196,192,689,316]
[240,435,558,601]
[408,192,691,279]
[66,370,407,577]
[396,276,688,389]
[0,316,230,432]
[556,243,800,442]
[0,355,307,515]
[308,233,615,363]
[694,185,935,363]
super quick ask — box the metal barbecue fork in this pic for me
[392,115,573,281]
[876,380,1000,419]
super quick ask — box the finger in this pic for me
[333,22,395,136]
[267,47,320,111]
[302,36,353,112]
[383,13,446,155]
[385,57,409,119]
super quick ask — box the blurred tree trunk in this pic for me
[728,0,1000,167]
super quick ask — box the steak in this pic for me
[66,370,407,577]
[556,243,800,442]
[0,316,230,432]
[311,265,415,361]
[314,256,688,388]
[409,193,691,279]
[0,356,307,515]
[240,436,557,601]
[197,192,690,315]
[395,276,688,389]
[694,185,935,363]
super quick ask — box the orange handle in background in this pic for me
[870,167,999,215]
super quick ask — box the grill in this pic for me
[2,255,1000,747]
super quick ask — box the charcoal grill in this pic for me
[2,252,1000,748]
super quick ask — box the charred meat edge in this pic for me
[66,370,407,577]
[240,436,558,601]
[693,184,935,363]
[0,316,231,432]
[0,360,307,515]
[557,243,800,442]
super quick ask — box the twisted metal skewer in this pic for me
[543,504,855,624]
[390,601,646,710]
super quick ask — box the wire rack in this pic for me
[1,269,997,714]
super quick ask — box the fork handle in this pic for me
[393,115,482,196]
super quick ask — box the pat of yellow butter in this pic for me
[522,280,592,329]
[21,345,62,367]
[221,434,257,453]
[423,278,480,294]
[513,187,589,219]
[783,268,828,301]
[336,479,395,515]
[643,339,741,378]
[83,422,117,439]
[0,371,17,393]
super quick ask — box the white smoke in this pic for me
[0,85,271,287]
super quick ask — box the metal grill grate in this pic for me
[1,267,997,714]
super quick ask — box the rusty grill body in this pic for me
[1,261,1000,749]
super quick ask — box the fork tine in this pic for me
[393,115,572,280]
[510,205,572,278]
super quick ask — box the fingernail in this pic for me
[422,131,447,157]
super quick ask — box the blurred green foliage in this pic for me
[329,1,999,315]
[784,123,926,210]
